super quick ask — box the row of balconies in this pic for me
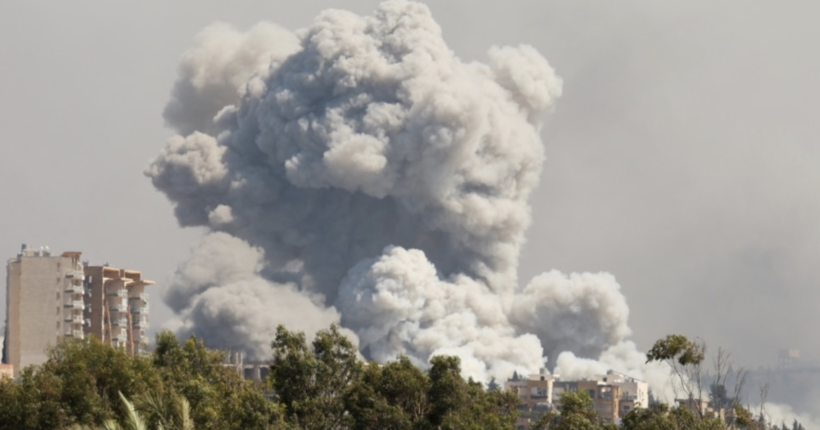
[104,314,149,323]
[105,291,148,303]
[64,296,151,315]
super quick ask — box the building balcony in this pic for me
[65,284,84,294]
[109,304,127,313]
[111,318,128,327]
[111,330,127,341]
[64,314,83,324]
[129,293,150,303]
[132,318,149,328]
[65,300,84,309]
[131,305,149,314]
[107,289,127,298]
[64,329,84,338]
[67,270,84,280]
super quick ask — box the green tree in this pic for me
[426,356,466,429]
[424,355,518,430]
[151,331,285,430]
[554,390,603,430]
[646,334,707,417]
[270,324,361,430]
[0,336,160,430]
[345,355,432,430]
[621,402,727,430]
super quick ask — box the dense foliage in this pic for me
[0,328,806,430]
[0,334,284,430]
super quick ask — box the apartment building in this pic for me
[84,265,153,355]
[3,246,84,375]
[508,370,649,429]
[3,245,153,376]
[506,368,557,407]
[554,373,649,424]
[505,368,558,429]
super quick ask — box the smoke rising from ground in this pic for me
[148,0,659,383]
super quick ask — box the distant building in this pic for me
[507,370,648,429]
[222,350,270,381]
[505,368,557,429]
[778,348,801,366]
[676,398,711,417]
[3,244,153,376]
[506,368,557,407]
[555,372,648,424]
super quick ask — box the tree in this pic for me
[135,389,194,430]
[621,402,728,430]
[345,355,432,430]
[152,331,285,430]
[709,346,748,418]
[270,324,361,430]
[554,390,605,430]
[0,336,161,430]
[646,334,707,417]
[426,355,466,428]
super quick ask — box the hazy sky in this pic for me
[2,0,818,410]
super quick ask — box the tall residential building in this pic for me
[83,265,152,354]
[3,245,85,375]
[3,245,153,376]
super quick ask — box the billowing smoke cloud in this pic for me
[163,232,344,358]
[148,0,654,382]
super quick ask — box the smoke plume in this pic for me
[148,0,657,383]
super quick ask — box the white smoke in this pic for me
[148,0,649,382]
[754,403,820,430]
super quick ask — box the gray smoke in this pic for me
[163,232,344,358]
[148,0,654,382]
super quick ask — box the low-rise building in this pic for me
[508,370,649,429]
[506,369,558,429]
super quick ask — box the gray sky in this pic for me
[2,0,819,415]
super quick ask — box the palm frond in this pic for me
[178,396,194,430]
[118,391,148,430]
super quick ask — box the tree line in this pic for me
[0,325,805,430]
